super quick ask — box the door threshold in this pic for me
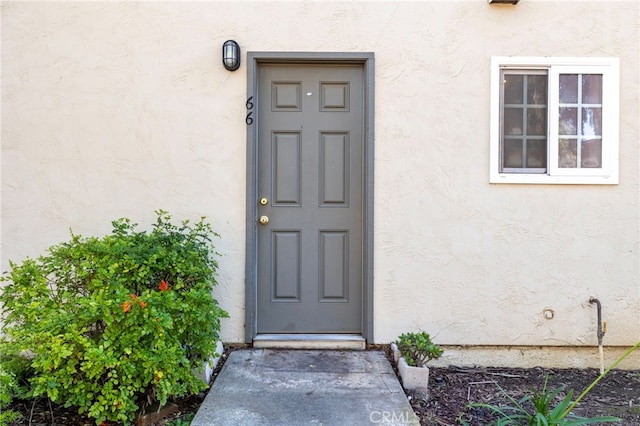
[253,334,366,350]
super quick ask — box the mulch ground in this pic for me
[8,344,640,425]
[407,365,639,425]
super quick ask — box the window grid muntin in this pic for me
[500,69,548,174]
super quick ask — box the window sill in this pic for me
[490,173,618,185]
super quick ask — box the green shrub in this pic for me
[0,210,228,425]
[395,331,443,367]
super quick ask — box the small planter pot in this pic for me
[391,343,430,391]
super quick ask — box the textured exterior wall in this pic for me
[2,1,638,366]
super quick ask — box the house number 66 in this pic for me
[245,96,254,125]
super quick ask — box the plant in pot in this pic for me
[392,331,443,391]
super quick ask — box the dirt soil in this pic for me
[8,345,640,425]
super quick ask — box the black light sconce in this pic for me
[222,40,240,71]
[488,0,519,4]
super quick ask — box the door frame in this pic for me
[244,52,375,343]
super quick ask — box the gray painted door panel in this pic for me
[257,64,364,333]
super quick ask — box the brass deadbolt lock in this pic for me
[259,197,268,205]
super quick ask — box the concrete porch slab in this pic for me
[191,349,419,425]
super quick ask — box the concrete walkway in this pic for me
[191,349,419,426]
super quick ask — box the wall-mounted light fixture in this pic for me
[488,0,519,4]
[222,40,240,71]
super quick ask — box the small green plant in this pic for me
[464,341,640,425]
[0,210,229,425]
[466,377,620,425]
[395,331,443,367]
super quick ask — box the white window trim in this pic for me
[490,56,620,185]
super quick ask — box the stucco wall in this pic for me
[2,1,638,366]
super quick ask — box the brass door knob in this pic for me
[259,215,270,225]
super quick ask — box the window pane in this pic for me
[526,139,547,168]
[559,139,577,168]
[504,74,524,104]
[582,74,602,104]
[504,108,523,135]
[499,71,548,174]
[527,108,547,136]
[559,74,578,103]
[559,107,578,135]
[527,75,547,105]
[504,139,523,168]
[581,139,602,168]
[582,107,602,136]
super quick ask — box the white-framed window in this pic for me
[490,57,619,184]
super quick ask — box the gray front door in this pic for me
[256,63,364,333]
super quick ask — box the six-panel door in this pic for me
[257,64,364,333]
